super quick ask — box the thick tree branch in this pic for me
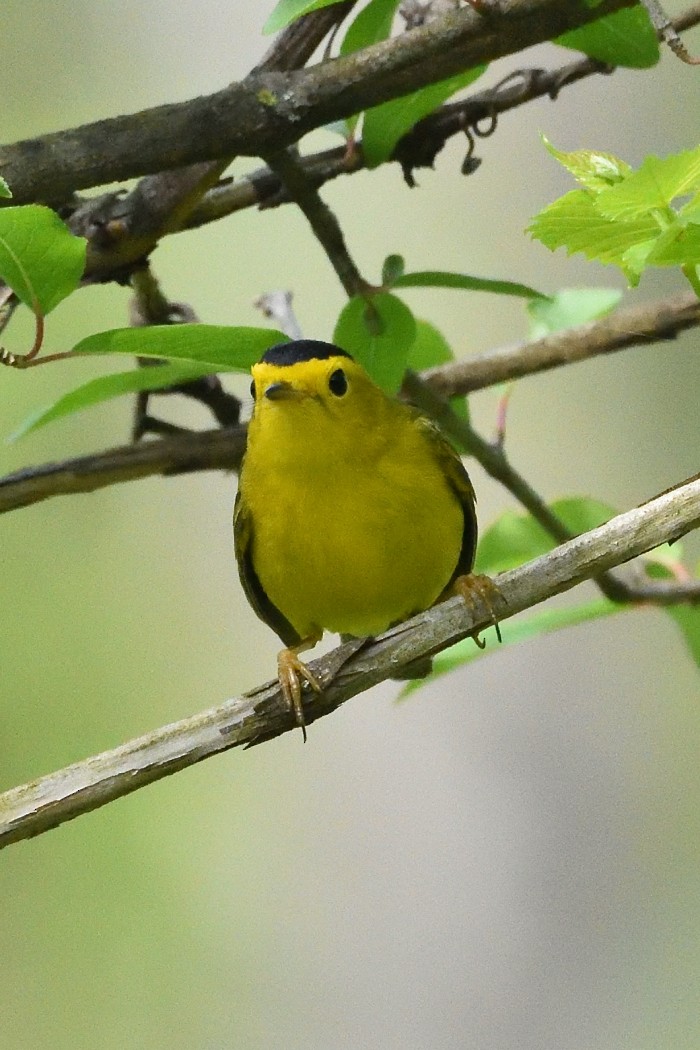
[0,0,636,205]
[77,4,356,280]
[158,55,617,230]
[34,3,700,282]
[67,53,618,280]
[0,427,246,513]
[1,475,697,850]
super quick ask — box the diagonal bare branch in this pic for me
[1,474,697,850]
[425,290,700,397]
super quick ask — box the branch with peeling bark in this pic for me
[1,474,697,851]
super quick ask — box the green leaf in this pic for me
[262,0,345,34]
[667,605,700,669]
[400,598,620,695]
[406,318,454,370]
[542,135,631,191]
[556,6,659,68]
[0,177,12,199]
[362,65,486,167]
[72,325,286,370]
[644,221,700,266]
[382,253,405,287]
[408,318,468,421]
[527,188,660,279]
[0,205,85,314]
[527,287,622,338]
[340,0,399,133]
[333,292,416,393]
[596,145,700,221]
[644,563,700,669]
[394,270,547,300]
[341,0,397,55]
[475,497,616,575]
[10,362,215,441]
[679,191,700,226]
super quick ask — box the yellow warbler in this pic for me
[234,340,483,738]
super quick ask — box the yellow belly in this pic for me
[248,451,464,639]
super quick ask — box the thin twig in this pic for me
[403,370,635,603]
[263,148,369,297]
[423,291,700,397]
[640,0,700,62]
[255,1,357,73]
[0,427,247,514]
[1,290,698,515]
[1,474,697,850]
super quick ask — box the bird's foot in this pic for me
[278,642,323,742]
[452,573,504,649]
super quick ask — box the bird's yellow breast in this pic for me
[239,363,464,639]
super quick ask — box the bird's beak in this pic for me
[264,381,304,401]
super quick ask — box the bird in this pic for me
[234,338,489,739]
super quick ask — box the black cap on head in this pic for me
[260,340,353,367]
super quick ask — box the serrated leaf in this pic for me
[362,65,486,168]
[679,192,700,226]
[382,253,405,287]
[262,0,344,34]
[596,145,700,221]
[72,324,286,370]
[620,238,657,283]
[556,6,659,68]
[527,189,660,278]
[399,598,620,695]
[333,292,416,393]
[527,287,621,338]
[644,221,700,266]
[475,497,616,575]
[394,270,546,299]
[542,135,631,191]
[10,362,215,441]
[0,177,11,199]
[0,205,85,314]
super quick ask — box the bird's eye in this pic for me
[328,368,347,397]
[249,379,256,399]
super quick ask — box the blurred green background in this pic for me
[2,3,700,1048]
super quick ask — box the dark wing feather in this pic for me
[416,416,478,584]
[233,489,301,648]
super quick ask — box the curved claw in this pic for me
[452,573,504,647]
[277,634,323,742]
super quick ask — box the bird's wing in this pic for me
[233,488,301,648]
[416,415,478,581]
